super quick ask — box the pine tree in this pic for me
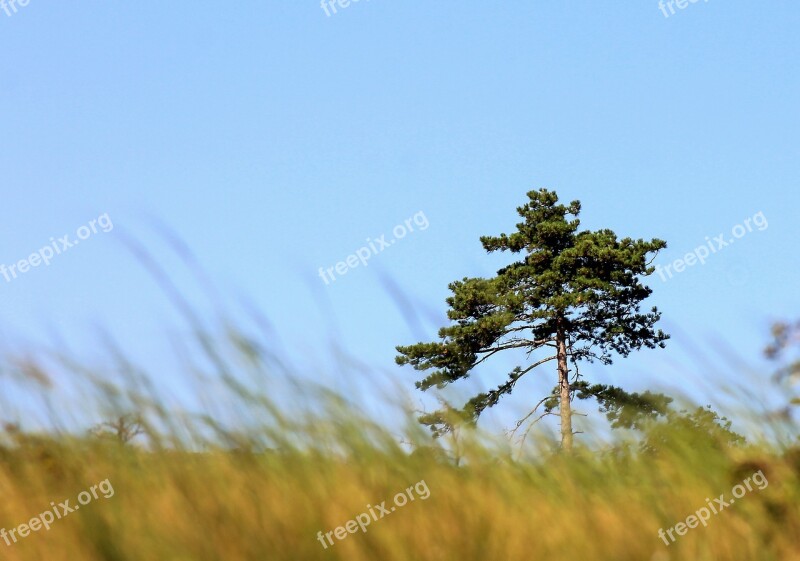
[396,189,668,450]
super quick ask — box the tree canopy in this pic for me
[396,188,669,448]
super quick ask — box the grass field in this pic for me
[0,320,798,561]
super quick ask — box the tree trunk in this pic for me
[556,320,573,451]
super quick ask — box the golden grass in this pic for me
[0,399,797,560]
[0,314,797,560]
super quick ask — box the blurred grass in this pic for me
[0,408,798,560]
[0,323,797,561]
[0,242,798,560]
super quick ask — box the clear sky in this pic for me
[1,2,798,436]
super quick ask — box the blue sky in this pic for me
[1,2,798,436]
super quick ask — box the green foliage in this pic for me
[540,382,744,451]
[765,320,800,415]
[543,381,674,430]
[396,188,669,436]
[641,405,746,454]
